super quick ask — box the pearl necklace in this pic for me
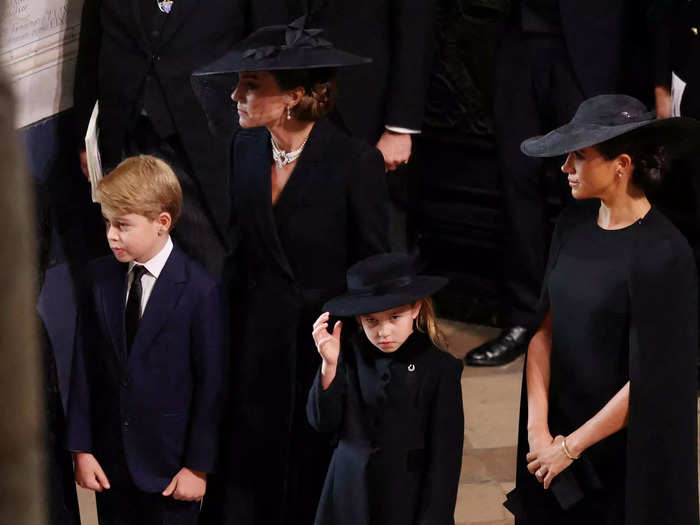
[271,136,308,168]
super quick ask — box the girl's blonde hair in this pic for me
[416,297,448,351]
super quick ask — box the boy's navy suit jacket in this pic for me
[66,244,226,493]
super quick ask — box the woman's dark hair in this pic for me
[270,68,337,122]
[595,129,669,194]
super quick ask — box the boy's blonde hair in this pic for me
[416,297,448,351]
[96,155,182,228]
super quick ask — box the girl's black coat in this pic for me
[307,332,464,525]
[203,118,390,525]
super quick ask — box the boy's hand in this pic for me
[312,312,342,367]
[74,452,111,492]
[162,467,207,501]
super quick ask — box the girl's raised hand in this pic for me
[312,312,342,367]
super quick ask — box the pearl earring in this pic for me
[286,106,291,120]
[617,172,622,178]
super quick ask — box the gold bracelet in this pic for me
[561,438,579,460]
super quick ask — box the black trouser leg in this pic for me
[493,32,584,330]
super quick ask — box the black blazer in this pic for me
[510,0,653,100]
[66,246,226,492]
[307,332,464,525]
[228,117,390,297]
[277,0,435,142]
[73,0,277,238]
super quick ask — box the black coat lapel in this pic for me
[273,119,334,225]
[236,130,295,280]
[128,246,187,366]
[100,263,129,364]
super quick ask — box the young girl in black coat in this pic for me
[307,253,464,525]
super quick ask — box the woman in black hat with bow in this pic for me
[504,94,699,524]
[192,17,390,525]
[307,252,464,525]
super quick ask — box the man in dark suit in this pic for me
[74,0,276,277]
[466,0,655,366]
[273,1,434,248]
[67,156,225,525]
[304,0,435,170]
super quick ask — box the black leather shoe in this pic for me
[465,326,530,367]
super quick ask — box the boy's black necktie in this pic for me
[125,265,148,354]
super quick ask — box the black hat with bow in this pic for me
[322,253,448,317]
[191,16,370,136]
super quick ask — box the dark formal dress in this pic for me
[199,118,390,525]
[506,201,699,524]
[307,331,464,525]
[494,0,655,329]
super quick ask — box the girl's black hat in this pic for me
[520,94,700,158]
[323,253,448,317]
[191,16,371,137]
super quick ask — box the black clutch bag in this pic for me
[504,454,603,519]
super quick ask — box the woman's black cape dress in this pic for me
[506,200,699,525]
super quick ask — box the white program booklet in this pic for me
[85,101,103,202]
[672,71,687,118]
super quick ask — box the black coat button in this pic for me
[152,54,161,62]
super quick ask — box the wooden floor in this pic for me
[76,320,700,525]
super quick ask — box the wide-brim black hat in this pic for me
[521,94,700,158]
[323,253,448,317]
[191,16,371,137]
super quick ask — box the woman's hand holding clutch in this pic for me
[526,435,574,489]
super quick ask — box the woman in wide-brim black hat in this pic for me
[505,94,700,524]
[307,252,464,525]
[194,17,391,525]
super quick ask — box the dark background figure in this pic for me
[270,0,435,249]
[653,0,700,119]
[37,262,81,525]
[73,0,278,278]
[410,0,511,322]
[649,0,700,384]
[465,0,657,367]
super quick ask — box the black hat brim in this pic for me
[521,115,700,158]
[322,276,448,317]
[193,48,371,77]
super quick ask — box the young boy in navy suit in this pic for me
[67,155,226,524]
